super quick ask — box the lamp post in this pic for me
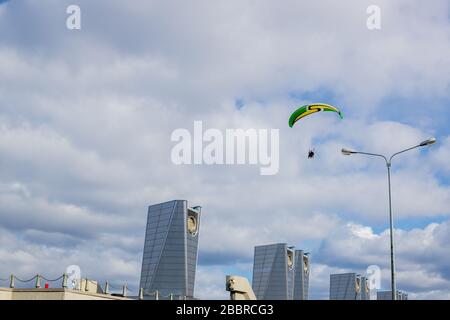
[341,137,436,300]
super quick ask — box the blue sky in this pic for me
[0,0,449,299]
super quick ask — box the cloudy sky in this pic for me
[0,0,449,299]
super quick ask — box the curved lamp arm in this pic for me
[389,145,420,164]
[341,149,388,164]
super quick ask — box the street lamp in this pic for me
[341,137,436,300]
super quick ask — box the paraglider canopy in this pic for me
[288,103,343,128]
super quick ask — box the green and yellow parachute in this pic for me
[288,103,343,128]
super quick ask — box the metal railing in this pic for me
[0,274,188,300]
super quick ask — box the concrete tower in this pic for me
[329,273,362,300]
[139,200,201,299]
[377,290,408,300]
[252,243,295,300]
[293,250,310,300]
[360,276,371,300]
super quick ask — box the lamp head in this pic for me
[341,148,356,155]
[419,137,436,147]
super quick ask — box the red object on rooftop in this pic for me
[45,283,49,289]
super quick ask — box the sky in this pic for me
[0,0,449,299]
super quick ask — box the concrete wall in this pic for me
[0,288,12,300]
[0,288,129,300]
[63,291,128,300]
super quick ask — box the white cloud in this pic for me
[0,226,141,288]
[195,266,230,300]
[316,220,450,298]
[431,136,450,174]
[0,0,448,299]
